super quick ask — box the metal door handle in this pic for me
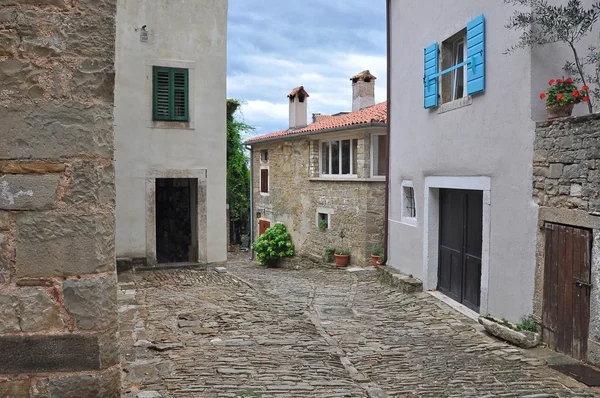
[574,279,593,289]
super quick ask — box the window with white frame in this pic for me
[320,138,358,176]
[441,30,467,104]
[401,181,417,225]
[371,134,387,177]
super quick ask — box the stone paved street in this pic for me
[119,254,600,397]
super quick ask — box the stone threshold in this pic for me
[129,262,208,272]
[427,290,479,322]
[376,265,423,294]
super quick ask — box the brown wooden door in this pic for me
[258,220,270,236]
[438,189,483,312]
[542,223,592,360]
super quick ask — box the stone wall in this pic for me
[252,128,386,267]
[0,1,119,396]
[533,113,600,367]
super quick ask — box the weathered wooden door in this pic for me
[258,220,270,236]
[438,189,483,312]
[542,223,592,360]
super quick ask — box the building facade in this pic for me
[247,73,388,266]
[387,0,596,323]
[114,0,228,265]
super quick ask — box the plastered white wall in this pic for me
[114,0,228,263]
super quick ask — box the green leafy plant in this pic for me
[324,247,336,255]
[252,223,295,266]
[337,248,351,256]
[515,315,538,332]
[318,219,328,230]
[540,78,590,108]
[371,246,384,258]
[504,0,600,113]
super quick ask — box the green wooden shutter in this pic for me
[153,67,171,121]
[153,67,189,122]
[172,69,189,121]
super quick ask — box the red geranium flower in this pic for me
[557,79,564,83]
[572,90,580,97]
[583,96,590,102]
[549,79,556,85]
[582,85,590,91]
[566,78,573,84]
[557,93,564,100]
[540,93,546,99]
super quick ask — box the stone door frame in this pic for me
[145,169,208,265]
[423,176,492,315]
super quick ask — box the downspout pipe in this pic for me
[380,0,392,266]
[244,144,254,260]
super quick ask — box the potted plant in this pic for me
[540,78,590,119]
[334,248,350,267]
[251,223,295,267]
[371,246,384,267]
[323,247,336,263]
[318,219,328,230]
[478,314,540,349]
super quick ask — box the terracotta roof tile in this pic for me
[245,101,387,144]
[287,86,310,98]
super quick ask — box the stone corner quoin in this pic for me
[0,0,120,396]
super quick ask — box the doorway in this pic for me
[542,223,592,360]
[155,178,198,263]
[437,189,483,312]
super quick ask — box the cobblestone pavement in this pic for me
[119,254,600,397]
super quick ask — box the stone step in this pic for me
[376,265,423,294]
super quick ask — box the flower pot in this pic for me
[547,103,574,119]
[334,254,349,267]
[478,317,540,349]
[371,254,380,268]
[324,254,335,263]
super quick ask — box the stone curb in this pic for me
[376,265,423,294]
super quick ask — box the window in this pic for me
[153,66,189,122]
[260,150,269,162]
[371,134,387,176]
[401,181,417,226]
[317,212,329,229]
[260,169,269,193]
[441,30,467,104]
[320,138,358,176]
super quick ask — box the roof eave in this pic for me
[245,122,387,146]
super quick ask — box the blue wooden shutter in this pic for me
[467,14,485,95]
[424,43,439,108]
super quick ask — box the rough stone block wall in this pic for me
[533,113,600,367]
[252,133,386,267]
[533,114,600,213]
[0,1,119,396]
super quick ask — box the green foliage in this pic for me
[499,318,512,328]
[227,99,254,220]
[515,315,538,332]
[324,247,336,255]
[252,223,295,266]
[371,246,384,257]
[504,0,600,112]
[236,389,263,398]
[318,219,328,230]
[337,248,351,255]
[541,78,590,108]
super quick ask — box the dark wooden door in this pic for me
[542,223,592,360]
[258,220,270,236]
[438,189,483,312]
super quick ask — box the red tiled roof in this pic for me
[287,86,310,98]
[245,101,387,144]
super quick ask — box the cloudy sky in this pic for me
[227,0,387,139]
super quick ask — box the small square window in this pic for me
[401,181,417,226]
[318,212,330,229]
[261,150,269,162]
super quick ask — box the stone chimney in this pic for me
[351,70,376,111]
[288,86,309,129]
